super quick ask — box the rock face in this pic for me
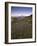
[11,15,32,39]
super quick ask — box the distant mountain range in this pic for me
[11,15,32,22]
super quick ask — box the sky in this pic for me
[11,6,32,17]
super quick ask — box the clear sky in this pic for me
[11,6,32,17]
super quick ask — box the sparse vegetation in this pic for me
[11,15,32,39]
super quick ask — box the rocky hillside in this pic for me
[11,15,32,39]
